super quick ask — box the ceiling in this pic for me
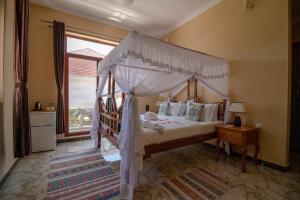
[30,0,222,37]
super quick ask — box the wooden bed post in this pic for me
[216,99,227,121]
[97,70,126,139]
[97,96,104,149]
[108,71,111,96]
[187,79,190,100]
[111,78,118,136]
[111,79,115,136]
[112,79,117,110]
[186,78,200,102]
[194,78,197,100]
[119,92,125,119]
[112,78,115,96]
[222,99,227,121]
[121,92,125,104]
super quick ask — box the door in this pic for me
[290,42,300,153]
[64,36,115,136]
[65,54,100,135]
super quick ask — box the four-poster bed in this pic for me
[96,75,227,157]
[91,31,230,199]
[97,71,124,143]
[96,76,227,155]
[142,99,226,159]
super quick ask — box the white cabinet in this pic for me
[30,112,56,152]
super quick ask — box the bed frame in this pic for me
[97,75,227,157]
[144,98,226,158]
[97,72,124,137]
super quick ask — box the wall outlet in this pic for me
[256,123,261,128]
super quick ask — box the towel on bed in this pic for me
[140,120,165,134]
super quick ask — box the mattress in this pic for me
[140,114,222,146]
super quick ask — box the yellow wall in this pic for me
[28,0,290,167]
[28,4,159,123]
[0,0,4,102]
[28,4,128,110]
[137,96,159,114]
[0,0,16,181]
[165,0,290,167]
[174,80,223,103]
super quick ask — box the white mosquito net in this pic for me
[91,32,230,199]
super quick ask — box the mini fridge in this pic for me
[30,111,56,152]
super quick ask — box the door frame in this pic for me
[290,42,300,152]
[64,52,101,137]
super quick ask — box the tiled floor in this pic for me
[0,138,117,200]
[0,138,300,200]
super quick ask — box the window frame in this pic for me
[64,34,114,137]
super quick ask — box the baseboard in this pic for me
[57,135,91,143]
[0,158,19,189]
[230,151,289,172]
[202,143,289,172]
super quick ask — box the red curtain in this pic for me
[53,21,65,134]
[14,0,31,157]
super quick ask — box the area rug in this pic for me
[46,149,120,200]
[159,168,232,200]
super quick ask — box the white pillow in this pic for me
[170,102,181,116]
[170,102,188,116]
[187,99,195,103]
[178,103,187,116]
[200,103,219,122]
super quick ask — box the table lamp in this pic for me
[229,102,245,127]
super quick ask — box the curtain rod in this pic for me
[40,19,123,42]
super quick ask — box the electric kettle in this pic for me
[34,101,41,111]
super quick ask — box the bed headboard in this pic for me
[186,78,226,121]
[186,78,201,103]
[169,78,226,121]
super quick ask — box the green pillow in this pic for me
[185,102,204,121]
[158,102,170,115]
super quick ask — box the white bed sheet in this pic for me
[140,114,222,146]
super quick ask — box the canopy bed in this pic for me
[91,32,230,199]
[96,77,227,158]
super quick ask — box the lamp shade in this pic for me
[229,102,245,113]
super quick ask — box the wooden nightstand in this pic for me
[216,125,260,172]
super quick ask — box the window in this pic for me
[64,36,115,136]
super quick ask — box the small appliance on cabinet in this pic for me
[30,111,56,152]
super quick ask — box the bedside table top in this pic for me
[216,124,258,132]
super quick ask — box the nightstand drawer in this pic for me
[217,128,242,145]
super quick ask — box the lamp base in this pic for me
[234,116,242,127]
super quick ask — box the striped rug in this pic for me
[160,168,232,200]
[46,149,120,200]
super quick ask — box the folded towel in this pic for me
[144,112,158,121]
[141,120,165,134]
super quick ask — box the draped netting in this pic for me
[91,32,230,199]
